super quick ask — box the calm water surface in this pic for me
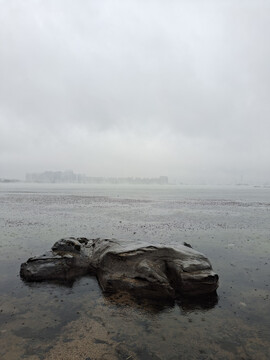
[0,183,269,359]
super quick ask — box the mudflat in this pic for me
[0,183,269,360]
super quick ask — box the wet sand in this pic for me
[0,184,269,359]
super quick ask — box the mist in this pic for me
[1,0,270,184]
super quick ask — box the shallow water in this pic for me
[0,183,269,360]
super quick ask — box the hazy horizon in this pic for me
[2,168,269,186]
[1,1,270,185]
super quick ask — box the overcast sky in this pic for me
[0,0,270,184]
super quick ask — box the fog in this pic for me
[1,0,270,184]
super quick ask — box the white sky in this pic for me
[0,0,270,184]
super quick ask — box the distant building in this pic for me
[25,171,169,185]
[25,170,85,183]
[85,176,168,185]
[0,178,20,183]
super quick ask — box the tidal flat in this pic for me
[0,183,269,360]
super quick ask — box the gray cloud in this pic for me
[0,0,270,183]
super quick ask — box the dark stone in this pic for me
[20,237,219,299]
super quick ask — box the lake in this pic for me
[0,183,269,359]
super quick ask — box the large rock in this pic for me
[20,237,219,299]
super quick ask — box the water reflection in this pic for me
[102,290,219,314]
[22,274,219,316]
[21,273,219,315]
[103,291,174,313]
[176,291,219,313]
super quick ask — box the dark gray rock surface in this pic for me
[20,237,219,298]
